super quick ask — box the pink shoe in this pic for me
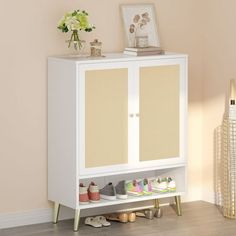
[79,183,89,204]
[88,182,100,202]
[126,180,144,196]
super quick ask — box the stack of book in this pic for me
[123,47,164,56]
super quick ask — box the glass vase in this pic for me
[67,30,85,55]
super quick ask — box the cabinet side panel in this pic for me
[48,59,77,209]
[140,65,180,161]
[85,69,128,168]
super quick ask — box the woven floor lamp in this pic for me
[221,79,236,218]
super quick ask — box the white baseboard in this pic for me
[0,203,152,229]
[0,208,53,229]
[0,202,157,229]
[202,193,215,204]
[0,205,77,229]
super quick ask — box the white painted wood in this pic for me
[128,64,137,165]
[136,58,187,166]
[77,63,85,185]
[49,52,187,65]
[48,53,188,214]
[77,62,131,176]
[75,57,187,176]
[79,191,185,210]
[48,59,78,209]
[79,163,186,179]
[180,57,188,196]
[130,64,140,165]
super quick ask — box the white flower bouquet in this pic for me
[58,10,95,50]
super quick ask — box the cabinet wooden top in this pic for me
[48,52,188,64]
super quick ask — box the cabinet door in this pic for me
[139,64,181,162]
[84,68,128,169]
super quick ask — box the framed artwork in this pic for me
[120,4,160,48]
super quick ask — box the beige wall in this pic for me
[0,0,204,213]
[202,0,236,202]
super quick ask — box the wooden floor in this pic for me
[1,201,236,236]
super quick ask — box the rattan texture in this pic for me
[221,117,236,218]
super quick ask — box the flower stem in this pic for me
[68,30,83,51]
[68,32,74,48]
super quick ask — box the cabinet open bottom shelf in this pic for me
[79,191,184,209]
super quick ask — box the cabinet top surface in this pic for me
[48,52,187,64]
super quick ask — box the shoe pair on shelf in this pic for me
[100,181,127,200]
[79,182,100,204]
[151,177,176,193]
[79,180,127,204]
[79,177,176,203]
[126,178,152,197]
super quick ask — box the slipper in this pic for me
[128,212,136,222]
[94,216,111,227]
[135,209,155,220]
[105,213,128,223]
[85,217,102,228]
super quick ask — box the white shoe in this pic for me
[94,216,111,227]
[167,177,176,192]
[151,178,168,193]
[85,217,102,228]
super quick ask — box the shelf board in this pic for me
[79,163,186,179]
[79,191,184,210]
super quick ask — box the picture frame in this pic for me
[120,3,160,48]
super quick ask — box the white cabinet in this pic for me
[48,53,188,231]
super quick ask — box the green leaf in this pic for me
[72,10,77,16]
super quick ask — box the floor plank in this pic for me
[1,201,235,236]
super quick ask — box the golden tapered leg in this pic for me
[153,199,163,218]
[174,196,182,216]
[53,202,60,224]
[73,209,80,231]
[154,199,160,209]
